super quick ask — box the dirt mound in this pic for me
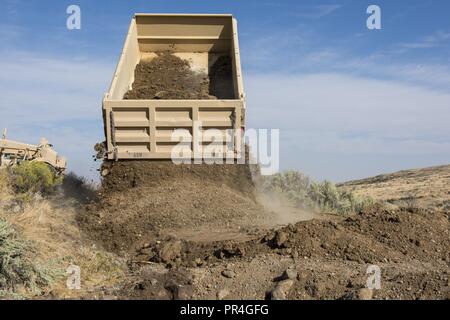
[261,204,449,264]
[78,161,266,253]
[132,204,450,267]
[342,206,449,261]
[119,264,194,300]
[123,52,233,100]
[123,204,449,300]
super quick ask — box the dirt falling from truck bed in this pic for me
[123,52,234,100]
[78,161,267,253]
[80,52,258,252]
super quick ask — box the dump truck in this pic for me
[0,129,67,174]
[103,14,245,161]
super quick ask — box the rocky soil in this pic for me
[76,162,449,300]
[123,52,234,100]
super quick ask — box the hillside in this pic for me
[339,165,450,211]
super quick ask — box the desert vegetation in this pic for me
[0,166,125,299]
[10,161,62,195]
[259,171,374,214]
[0,218,58,299]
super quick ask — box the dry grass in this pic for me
[4,197,126,298]
[0,218,58,299]
[339,164,450,211]
[0,169,11,200]
[0,170,126,299]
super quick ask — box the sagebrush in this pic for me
[0,218,57,298]
[11,161,62,194]
[259,171,373,214]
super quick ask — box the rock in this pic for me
[357,288,373,300]
[154,91,168,99]
[306,282,326,297]
[217,288,230,300]
[217,243,245,258]
[280,268,297,280]
[445,291,450,301]
[221,269,236,278]
[158,240,182,263]
[195,258,203,266]
[176,285,194,300]
[33,193,43,201]
[165,280,193,300]
[139,247,152,255]
[274,230,289,248]
[101,168,110,177]
[297,271,309,282]
[269,280,294,300]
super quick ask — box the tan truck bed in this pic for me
[103,14,245,160]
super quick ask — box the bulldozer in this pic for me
[0,129,67,175]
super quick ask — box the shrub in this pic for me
[0,169,10,196]
[11,161,62,194]
[260,171,315,209]
[260,171,373,214]
[0,219,56,298]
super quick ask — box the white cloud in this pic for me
[1,49,449,181]
[241,25,450,91]
[265,3,342,19]
[246,73,450,180]
[399,30,450,49]
[295,5,342,19]
[0,51,114,178]
[0,51,113,123]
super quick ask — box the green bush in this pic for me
[0,219,56,298]
[11,161,62,194]
[260,171,373,214]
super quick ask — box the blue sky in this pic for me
[1,0,449,181]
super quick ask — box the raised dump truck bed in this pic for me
[103,14,245,160]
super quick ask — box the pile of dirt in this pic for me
[208,55,235,99]
[123,52,234,100]
[78,161,267,253]
[123,204,449,300]
[132,204,449,267]
[261,205,449,264]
